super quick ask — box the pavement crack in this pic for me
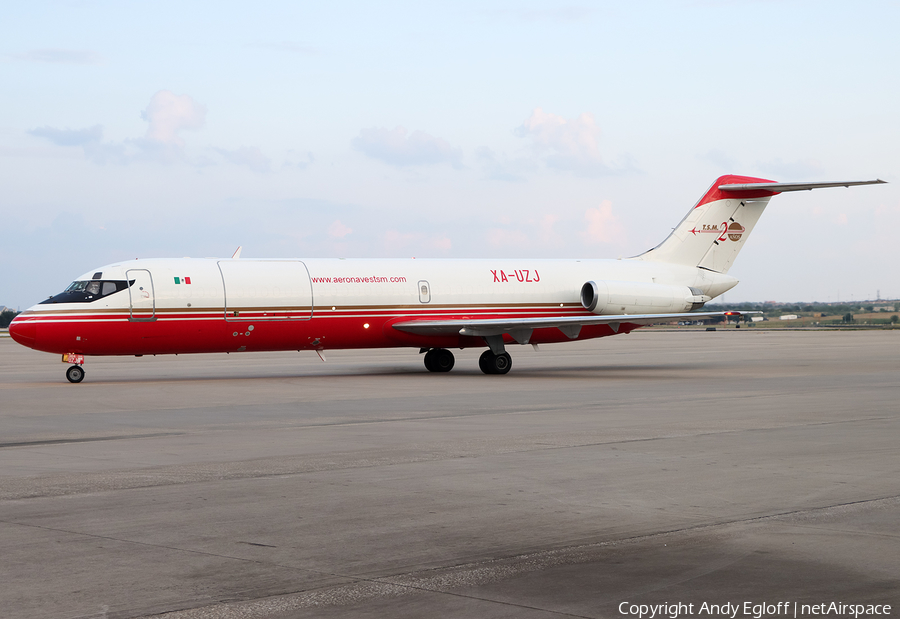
[0,432,184,449]
[0,517,337,580]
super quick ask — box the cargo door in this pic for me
[218,260,313,321]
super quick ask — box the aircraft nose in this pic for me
[8,317,37,349]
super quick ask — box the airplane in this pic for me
[8,175,885,383]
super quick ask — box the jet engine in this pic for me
[580,280,709,315]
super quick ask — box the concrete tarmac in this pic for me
[0,330,898,619]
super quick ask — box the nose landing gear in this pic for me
[66,365,85,383]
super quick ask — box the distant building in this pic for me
[779,314,799,320]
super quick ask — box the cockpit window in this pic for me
[41,280,132,304]
[64,281,90,293]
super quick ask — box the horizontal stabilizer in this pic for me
[718,179,886,193]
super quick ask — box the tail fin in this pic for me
[638,175,886,273]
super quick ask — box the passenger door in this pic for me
[126,269,156,321]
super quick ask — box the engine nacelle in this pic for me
[581,280,709,315]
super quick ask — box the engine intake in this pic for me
[580,281,602,312]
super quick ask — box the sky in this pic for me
[2,0,898,310]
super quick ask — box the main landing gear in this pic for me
[423,348,455,372]
[479,350,512,375]
[421,342,513,375]
[66,365,85,383]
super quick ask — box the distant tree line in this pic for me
[0,309,19,328]
[705,301,897,315]
[700,301,898,327]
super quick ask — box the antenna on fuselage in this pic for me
[231,246,243,259]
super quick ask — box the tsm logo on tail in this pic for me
[726,222,745,241]
[690,222,745,242]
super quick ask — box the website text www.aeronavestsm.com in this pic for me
[618,601,892,619]
[310,276,408,284]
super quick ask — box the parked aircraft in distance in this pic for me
[9,175,885,382]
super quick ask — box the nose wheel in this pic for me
[479,350,512,375]
[424,348,455,372]
[66,365,85,383]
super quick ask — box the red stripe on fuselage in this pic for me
[15,305,626,356]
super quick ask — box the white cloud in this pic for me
[515,107,605,175]
[353,126,462,167]
[13,49,103,65]
[141,90,207,147]
[475,145,533,182]
[214,146,271,173]
[327,220,353,238]
[27,124,128,164]
[582,200,625,244]
[433,237,452,250]
[284,150,315,170]
[27,91,219,165]
[28,125,103,146]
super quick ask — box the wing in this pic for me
[393,311,739,343]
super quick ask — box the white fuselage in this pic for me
[10,256,738,358]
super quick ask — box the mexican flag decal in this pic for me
[174,276,192,285]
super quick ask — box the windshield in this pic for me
[65,281,90,293]
[41,280,132,304]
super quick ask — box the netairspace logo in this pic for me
[618,602,892,619]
